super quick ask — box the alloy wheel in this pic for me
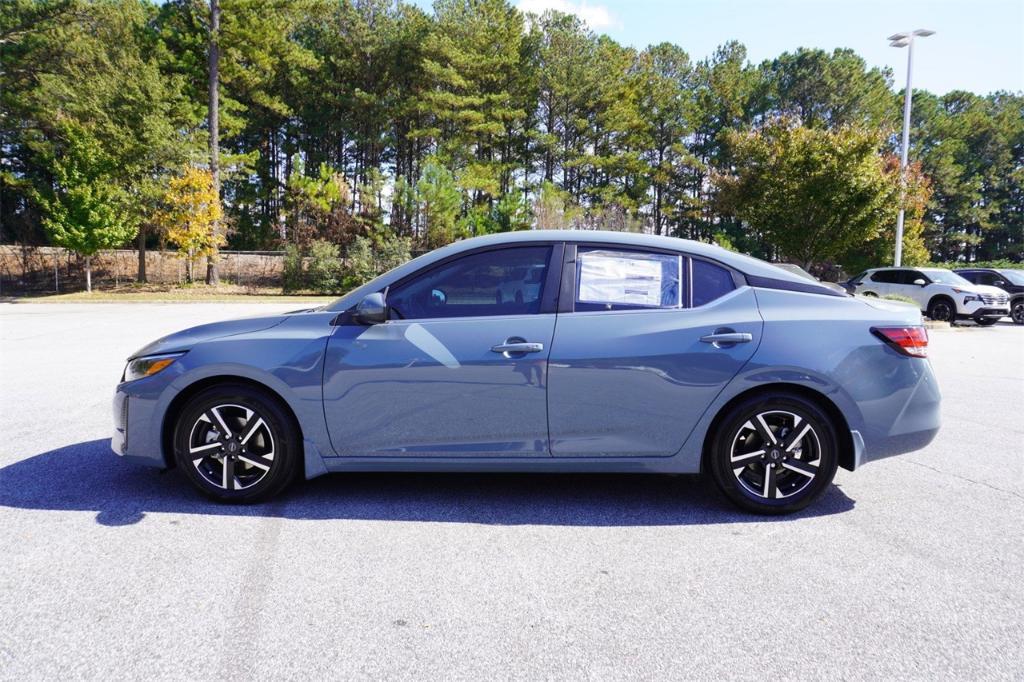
[930,301,952,322]
[1013,302,1024,325]
[187,403,276,491]
[729,410,821,500]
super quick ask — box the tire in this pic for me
[708,392,840,515]
[974,317,998,326]
[862,291,878,297]
[173,383,300,503]
[927,297,954,323]
[1012,300,1024,325]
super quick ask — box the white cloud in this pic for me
[516,0,616,30]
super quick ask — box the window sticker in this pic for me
[577,250,679,307]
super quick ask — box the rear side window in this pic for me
[692,259,736,307]
[575,248,682,311]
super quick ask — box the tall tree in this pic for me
[716,120,912,269]
[37,126,138,292]
[206,0,221,284]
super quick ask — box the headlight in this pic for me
[122,352,185,382]
[963,295,980,304]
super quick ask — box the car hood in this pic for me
[128,311,304,359]
[967,284,1010,297]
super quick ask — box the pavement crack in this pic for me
[901,458,1024,504]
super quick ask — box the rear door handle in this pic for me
[491,342,544,354]
[700,331,753,346]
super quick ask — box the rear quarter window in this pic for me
[691,260,735,307]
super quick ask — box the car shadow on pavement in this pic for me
[0,439,855,527]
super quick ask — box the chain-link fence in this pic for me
[0,246,286,294]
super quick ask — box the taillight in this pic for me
[871,326,929,358]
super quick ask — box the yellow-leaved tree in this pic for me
[155,166,224,283]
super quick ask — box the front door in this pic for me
[322,245,558,457]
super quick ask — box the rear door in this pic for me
[546,245,763,457]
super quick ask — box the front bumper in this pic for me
[959,306,1009,320]
[112,391,128,455]
[111,384,168,469]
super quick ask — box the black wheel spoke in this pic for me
[751,415,778,446]
[781,458,818,478]
[781,422,812,452]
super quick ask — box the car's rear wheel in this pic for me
[173,384,299,503]
[1011,300,1024,325]
[708,393,839,515]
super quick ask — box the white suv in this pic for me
[847,267,1010,325]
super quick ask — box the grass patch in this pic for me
[6,282,336,304]
[880,294,920,306]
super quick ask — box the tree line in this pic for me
[2,0,1021,291]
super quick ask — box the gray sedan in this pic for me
[113,231,940,514]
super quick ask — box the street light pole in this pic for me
[888,29,934,267]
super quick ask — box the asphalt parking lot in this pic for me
[1,302,1022,680]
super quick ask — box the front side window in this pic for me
[871,270,899,284]
[692,259,736,307]
[575,248,681,311]
[387,246,551,319]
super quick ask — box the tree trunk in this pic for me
[205,0,221,286]
[136,227,147,283]
[85,256,92,293]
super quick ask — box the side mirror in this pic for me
[994,280,1006,287]
[354,292,387,325]
[913,279,927,286]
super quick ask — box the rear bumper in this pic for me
[853,358,941,468]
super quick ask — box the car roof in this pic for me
[326,230,833,311]
[434,230,809,282]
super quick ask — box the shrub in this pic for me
[282,239,342,294]
[340,234,412,292]
[282,243,304,292]
[307,240,341,293]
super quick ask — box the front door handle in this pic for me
[491,341,544,354]
[700,330,753,347]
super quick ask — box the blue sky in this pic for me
[413,0,1024,94]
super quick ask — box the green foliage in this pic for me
[929,259,1022,269]
[36,125,138,290]
[282,239,341,293]
[716,120,905,268]
[340,233,412,291]
[1,0,1020,273]
[416,157,463,248]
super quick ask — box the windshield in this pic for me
[923,269,972,286]
[998,269,1024,285]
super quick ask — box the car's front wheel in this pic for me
[708,392,839,514]
[173,384,300,503]
[927,297,954,322]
